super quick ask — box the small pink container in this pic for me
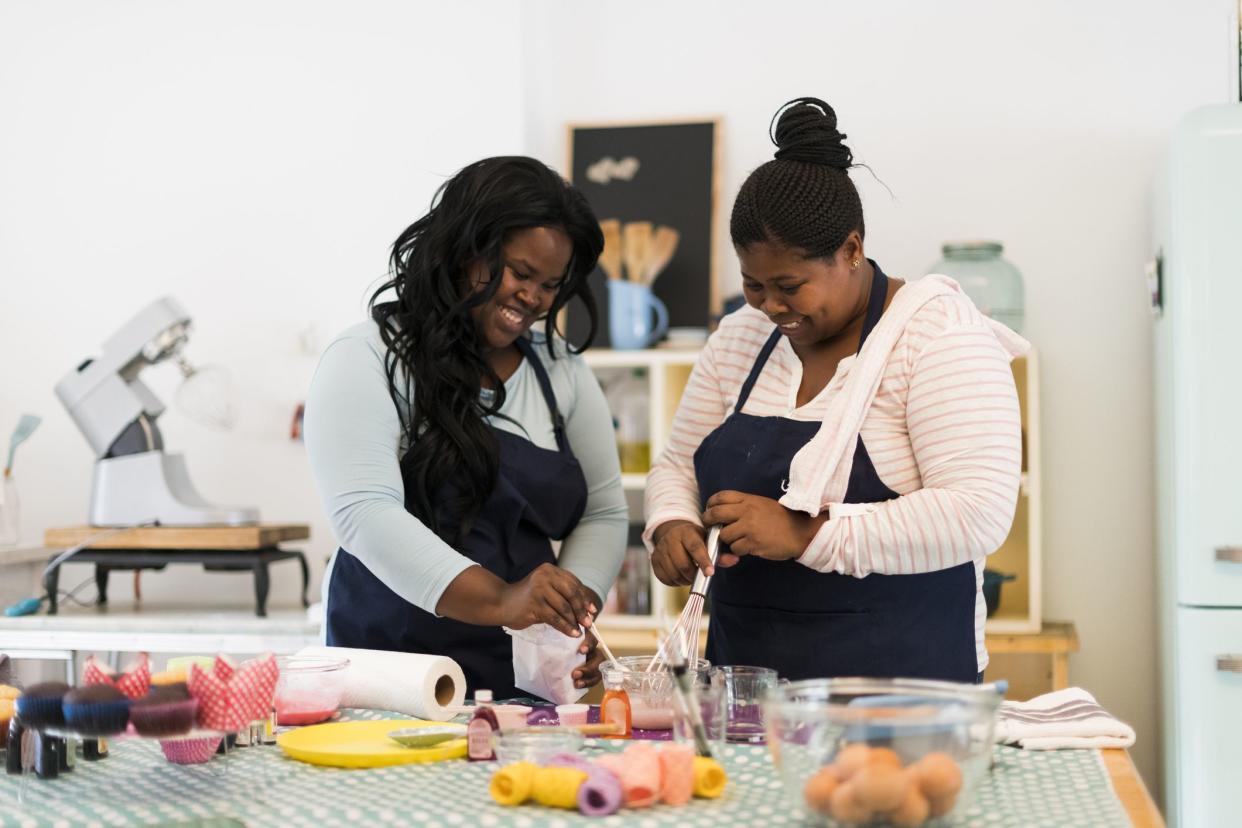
[493,704,532,730]
[555,703,589,726]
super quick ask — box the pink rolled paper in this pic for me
[659,743,695,805]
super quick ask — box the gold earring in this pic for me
[851,258,861,268]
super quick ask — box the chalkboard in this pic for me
[566,121,718,348]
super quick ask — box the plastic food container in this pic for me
[274,655,350,726]
[492,726,584,765]
[555,703,589,726]
[493,704,533,731]
[763,678,1001,827]
[598,655,712,731]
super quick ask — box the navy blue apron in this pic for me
[695,262,978,682]
[326,337,589,698]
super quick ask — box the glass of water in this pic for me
[712,665,778,744]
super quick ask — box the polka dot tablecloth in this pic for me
[0,709,1132,827]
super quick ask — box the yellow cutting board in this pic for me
[277,719,467,768]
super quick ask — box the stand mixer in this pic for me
[54,297,259,527]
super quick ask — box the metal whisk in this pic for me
[647,525,720,673]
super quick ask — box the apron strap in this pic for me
[514,337,570,453]
[857,260,888,350]
[735,330,783,414]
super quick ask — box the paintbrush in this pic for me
[598,219,623,281]
[622,221,653,282]
[643,226,680,286]
[664,629,714,758]
[588,620,627,672]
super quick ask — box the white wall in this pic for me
[0,0,525,606]
[521,0,1236,794]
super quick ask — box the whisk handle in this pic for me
[690,525,722,597]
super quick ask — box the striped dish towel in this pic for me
[993,688,1136,750]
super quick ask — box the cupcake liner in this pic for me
[15,694,67,728]
[160,736,222,765]
[63,700,131,736]
[130,698,199,738]
[188,654,278,732]
[82,653,151,701]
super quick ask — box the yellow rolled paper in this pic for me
[531,766,589,810]
[693,756,728,799]
[490,761,538,806]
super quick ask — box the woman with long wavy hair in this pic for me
[305,156,627,697]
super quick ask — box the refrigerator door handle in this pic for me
[1216,655,1242,673]
[1214,547,1242,563]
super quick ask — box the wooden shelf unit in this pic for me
[584,347,1043,639]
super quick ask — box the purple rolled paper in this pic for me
[576,765,623,817]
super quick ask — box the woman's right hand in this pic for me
[497,563,594,638]
[651,520,713,586]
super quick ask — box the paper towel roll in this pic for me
[296,645,466,721]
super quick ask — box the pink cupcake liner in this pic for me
[159,736,222,765]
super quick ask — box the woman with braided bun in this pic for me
[644,98,1028,682]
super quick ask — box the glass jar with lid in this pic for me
[926,241,1025,333]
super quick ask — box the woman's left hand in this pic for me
[572,630,606,689]
[702,490,827,562]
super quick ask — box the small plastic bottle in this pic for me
[600,673,632,739]
[467,689,499,761]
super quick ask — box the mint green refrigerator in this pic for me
[1154,102,1242,827]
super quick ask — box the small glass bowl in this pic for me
[599,655,712,731]
[492,726,584,765]
[274,655,350,726]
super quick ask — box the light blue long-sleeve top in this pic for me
[304,320,628,615]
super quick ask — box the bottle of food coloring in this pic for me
[600,673,632,739]
[467,689,499,761]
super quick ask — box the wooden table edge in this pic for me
[1102,748,1164,827]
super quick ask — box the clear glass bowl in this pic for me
[763,678,1001,827]
[492,726,584,765]
[598,655,711,731]
[274,655,350,726]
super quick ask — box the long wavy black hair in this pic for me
[371,156,603,543]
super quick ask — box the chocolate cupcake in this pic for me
[15,682,71,728]
[62,684,131,736]
[130,684,198,738]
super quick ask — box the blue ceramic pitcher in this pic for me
[608,280,669,350]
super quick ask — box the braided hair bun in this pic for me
[771,97,853,170]
[731,96,864,258]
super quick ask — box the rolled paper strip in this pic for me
[489,761,538,806]
[577,765,624,817]
[531,766,589,810]
[544,753,593,772]
[659,743,695,806]
[619,742,661,808]
[693,756,727,799]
